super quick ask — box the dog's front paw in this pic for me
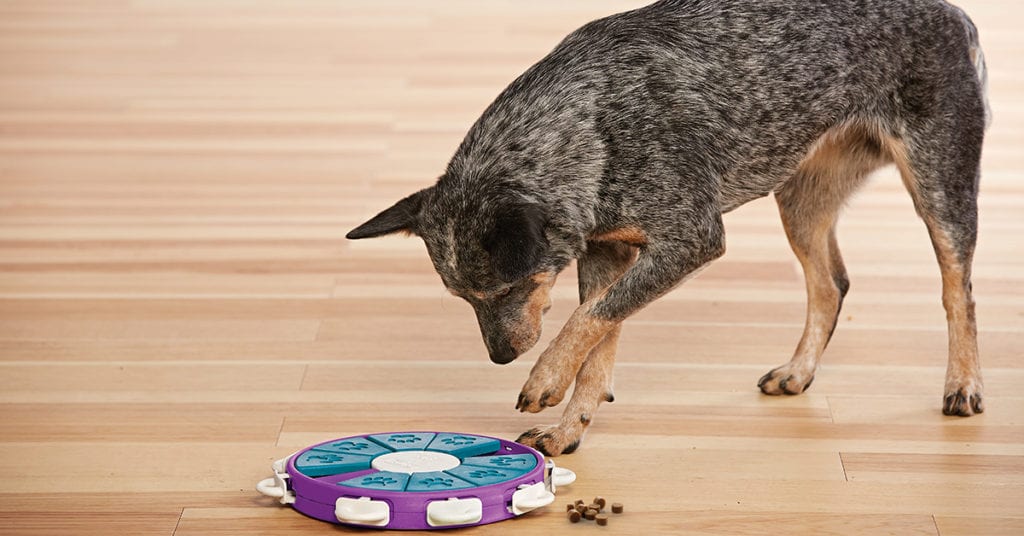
[516,424,582,456]
[515,387,565,414]
[516,372,571,413]
[758,363,815,395]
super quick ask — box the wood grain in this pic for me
[1,0,1022,534]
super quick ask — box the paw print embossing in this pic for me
[361,476,398,487]
[467,469,506,479]
[387,434,419,444]
[308,453,344,463]
[333,441,369,452]
[418,477,454,488]
[441,436,478,446]
[487,456,529,467]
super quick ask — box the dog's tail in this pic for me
[954,6,992,129]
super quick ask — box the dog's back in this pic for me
[451,0,988,218]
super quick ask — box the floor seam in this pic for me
[171,507,185,535]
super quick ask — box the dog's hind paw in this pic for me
[758,364,815,396]
[943,387,984,416]
[516,425,582,457]
[943,369,984,416]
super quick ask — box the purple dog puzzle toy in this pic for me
[257,431,576,530]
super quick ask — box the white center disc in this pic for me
[371,451,461,474]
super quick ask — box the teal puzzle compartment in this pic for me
[424,433,501,458]
[338,471,411,491]
[368,432,436,451]
[294,450,374,477]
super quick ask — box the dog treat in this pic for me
[567,497,623,525]
[565,498,618,524]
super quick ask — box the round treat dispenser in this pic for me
[257,431,575,530]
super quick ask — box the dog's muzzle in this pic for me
[474,292,548,365]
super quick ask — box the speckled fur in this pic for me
[348,0,989,454]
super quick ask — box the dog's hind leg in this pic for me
[889,115,985,416]
[517,241,635,456]
[759,125,883,395]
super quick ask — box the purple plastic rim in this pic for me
[285,431,546,530]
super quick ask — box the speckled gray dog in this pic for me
[348,0,990,456]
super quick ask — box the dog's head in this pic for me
[346,185,559,364]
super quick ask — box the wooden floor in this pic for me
[1,1,1022,534]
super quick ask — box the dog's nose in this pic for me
[488,346,518,365]
[489,348,520,364]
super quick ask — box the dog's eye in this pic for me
[494,287,512,298]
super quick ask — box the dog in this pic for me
[347,0,990,456]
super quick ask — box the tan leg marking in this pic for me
[759,222,841,395]
[515,299,617,414]
[517,325,621,455]
[932,230,984,415]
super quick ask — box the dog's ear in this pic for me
[482,203,548,283]
[346,188,430,239]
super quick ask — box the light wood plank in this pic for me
[934,516,1024,536]
[0,512,181,536]
[841,453,1024,485]
[0,363,307,391]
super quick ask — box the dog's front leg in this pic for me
[516,220,725,449]
[517,242,634,455]
[517,327,621,455]
[514,299,617,413]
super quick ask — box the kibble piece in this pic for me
[575,499,585,506]
[594,496,607,509]
[596,513,609,526]
[611,502,624,514]
[568,510,582,523]
[567,503,575,512]
[588,503,601,512]
[575,503,587,514]
[584,509,598,520]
